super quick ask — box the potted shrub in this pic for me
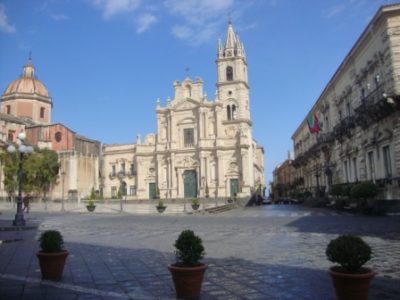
[205,184,209,198]
[326,235,374,300]
[156,199,166,213]
[191,198,200,210]
[86,200,96,212]
[350,181,379,214]
[36,230,69,281]
[168,230,207,299]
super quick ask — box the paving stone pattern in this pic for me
[0,204,399,299]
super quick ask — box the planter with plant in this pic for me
[36,230,69,281]
[86,199,96,212]
[350,181,379,215]
[156,199,166,213]
[326,235,374,300]
[168,229,207,299]
[191,198,200,210]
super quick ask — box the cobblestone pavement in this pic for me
[0,204,399,299]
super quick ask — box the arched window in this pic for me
[232,105,236,120]
[227,105,231,120]
[226,66,233,81]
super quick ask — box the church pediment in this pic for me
[172,98,199,111]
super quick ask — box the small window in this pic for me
[227,105,231,120]
[130,164,135,175]
[121,163,126,175]
[40,107,45,118]
[111,186,117,197]
[383,146,392,178]
[129,185,136,196]
[232,104,236,120]
[226,66,233,81]
[55,131,62,142]
[7,130,15,141]
[112,165,116,176]
[184,128,194,146]
[6,105,11,114]
[367,151,375,180]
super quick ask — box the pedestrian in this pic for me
[23,195,30,213]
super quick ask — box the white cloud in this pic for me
[324,4,346,19]
[91,0,141,19]
[171,25,193,40]
[165,0,234,25]
[0,4,16,34]
[136,13,157,33]
[50,14,69,21]
[165,0,235,44]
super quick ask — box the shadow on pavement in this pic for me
[286,214,400,241]
[1,233,399,300]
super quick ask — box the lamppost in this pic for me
[7,132,34,226]
[61,171,66,212]
[118,171,124,212]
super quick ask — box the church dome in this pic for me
[3,58,50,98]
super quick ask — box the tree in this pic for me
[24,148,60,201]
[0,151,19,200]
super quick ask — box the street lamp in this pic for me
[7,132,34,226]
[61,171,66,212]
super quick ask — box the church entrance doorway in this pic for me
[184,170,197,198]
[149,183,156,199]
[230,179,239,198]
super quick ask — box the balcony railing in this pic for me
[354,82,398,128]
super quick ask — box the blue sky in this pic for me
[0,0,397,185]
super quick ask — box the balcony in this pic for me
[127,170,137,178]
[354,82,399,128]
[333,116,356,142]
[316,132,334,149]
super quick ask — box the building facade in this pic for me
[291,4,400,201]
[102,22,265,199]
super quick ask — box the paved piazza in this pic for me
[0,204,399,299]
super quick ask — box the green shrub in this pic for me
[192,198,199,206]
[350,182,378,200]
[157,200,165,208]
[329,185,343,198]
[174,230,205,267]
[39,230,64,253]
[326,235,372,273]
[87,200,95,206]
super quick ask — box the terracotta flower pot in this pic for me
[329,266,375,300]
[168,264,207,299]
[37,250,69,281]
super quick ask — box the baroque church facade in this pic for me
[0,22,264,201]
[103,22,265,200]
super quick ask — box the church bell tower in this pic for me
[216,21,250,122]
